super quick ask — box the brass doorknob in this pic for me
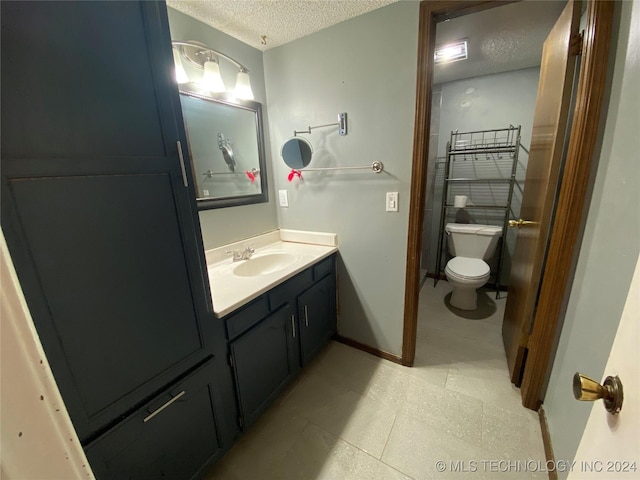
[573,373,623,414]
[508,219,537,228]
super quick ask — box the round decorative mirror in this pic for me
[281,137,313,169]
[217,133,236,172]
[220,143,236,172]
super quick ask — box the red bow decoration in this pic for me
[287,169,302,182]
[245,170,256,183]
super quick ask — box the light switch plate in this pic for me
[278,189,289,207]
[386,192,398,212]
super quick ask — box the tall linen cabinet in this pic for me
[1,1,237,478]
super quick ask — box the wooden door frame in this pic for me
[402,0,615,410]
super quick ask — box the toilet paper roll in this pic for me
[454,195,468,208]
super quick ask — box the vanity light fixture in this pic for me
[202,59,226,93]
[172,48,189,84]
[171,40,254,100]
[233,71,253,101]
[434,40,468,64]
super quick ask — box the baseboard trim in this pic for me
[334,335,404,365]
[538,406,558,480]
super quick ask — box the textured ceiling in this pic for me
[434,1,566,84]
[166,0,398,51]
[167,0,566,81]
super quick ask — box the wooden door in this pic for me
[502,0,581,384]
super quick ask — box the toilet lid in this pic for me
[446,257,490,279]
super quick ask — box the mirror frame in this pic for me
[179,90,269,210]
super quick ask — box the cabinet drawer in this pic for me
[312,255,335,281]
[225,296,270,340]
[268,269,313,310]
[85,359,223,480]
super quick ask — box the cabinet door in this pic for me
[230,304,297,428]
[298,274,337,365]
[85,359,224,480]
[0,1,214,441]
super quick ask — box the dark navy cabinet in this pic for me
[1,1,236,478]
[298,274,337,366]
[85,359,226,480]
[224,255,337,429]
[230,304,298,428]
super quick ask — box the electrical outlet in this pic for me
[278,189,289,207]
[386,192,399,212]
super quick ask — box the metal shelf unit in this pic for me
[434,126,521,297]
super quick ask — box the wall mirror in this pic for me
[281,137,313,169]
[179,91,268,209]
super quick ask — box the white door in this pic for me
[569,255,640,478]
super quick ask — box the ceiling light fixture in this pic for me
[171,41,254,100]
[434,40,468,64]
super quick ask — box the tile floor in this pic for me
[205,282,548,480]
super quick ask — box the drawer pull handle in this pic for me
[291,315,296,338]
[143,390,186,423]
[304,305,309,327]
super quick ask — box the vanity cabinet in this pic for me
[298,274,337,365]
[230,304,298,428]
[1,1,236,477]
[224,254,337,429]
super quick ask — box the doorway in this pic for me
[416,0,567,410]
[402,0,615,410]
[419,0,564,297]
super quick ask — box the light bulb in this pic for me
[172,48,189,84]
[202,60,226,92]
[234,71,254,100]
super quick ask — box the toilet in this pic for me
[444,223,502,310]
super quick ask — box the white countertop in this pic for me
[206,230,338,318]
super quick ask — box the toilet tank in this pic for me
[445,223,502,260]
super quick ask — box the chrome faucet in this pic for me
[226,245,255,262]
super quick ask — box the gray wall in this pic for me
[421,84,442,273]
[424,67,540,281]
[264,2,419,356]
[436,68,539,158]
[544,1,639,475]
[167,8,278,249]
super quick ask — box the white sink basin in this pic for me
[233,253,297,277]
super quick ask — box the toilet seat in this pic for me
[445,257,490,280]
